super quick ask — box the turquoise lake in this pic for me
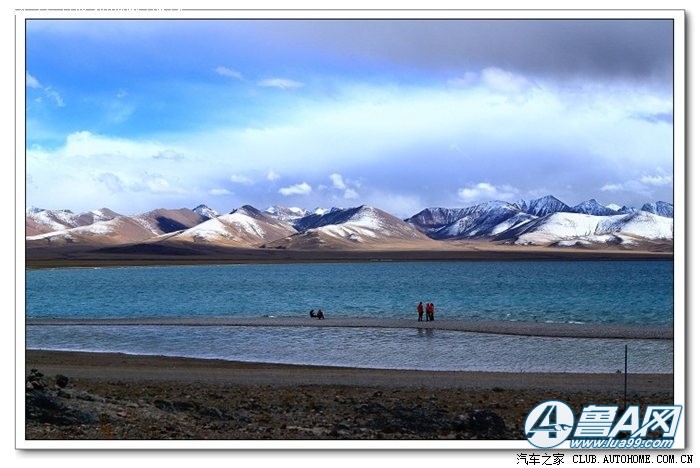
[26,260,673,325]
[25,260,675,372]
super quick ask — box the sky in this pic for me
[25,19,674,218]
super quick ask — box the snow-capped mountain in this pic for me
[26,207,121,236]
[404,207,476,237]
[495,211,673,246]
[193,204,219,220]
[641,201,674,218]
[515,195,573,217]
[572,199,619,216]
[167,205,297,246]
[431,201,535,239]
[264,206,310,224]
[25,196,674,252]
[616,206,637,215]
[26,216,157,247]
[606,203,622,212]
[268,205,431,249]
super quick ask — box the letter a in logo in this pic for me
[525,401,575,448]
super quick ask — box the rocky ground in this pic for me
[25,368,673,441]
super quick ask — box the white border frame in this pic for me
[15,8,686,451]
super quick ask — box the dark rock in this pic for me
[456,410,506,438]
[26,390,97,425]
[154,399,175,412]
[172,400,197,411]
[55,374,69,388]
[199,406,226,419]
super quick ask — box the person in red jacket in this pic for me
[417,302,424,321]
[427,302,435,321]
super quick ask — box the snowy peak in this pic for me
[172,204,296,246]
[495,211,673,246]
[270,205,430,249]
[25,207,121,236]
[26,215,157,247]
[75,208,121,226]
[26,208,79,233]
[516,195,573,217]
[573,199,618,216]
[641,201,673,218]
[433,201,525,239]
[617,205,637,215]
[405,207,475,233]
[264,205,310,223]
[193,204,219,219]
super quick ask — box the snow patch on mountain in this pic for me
[193,204,219,219]
[297,206,426,244]
[508,212,672,246]
[641,201,673,218]
[515,195,573,217]
[265,206,310,224]
[573,199,618,216]
[174,205,297,246]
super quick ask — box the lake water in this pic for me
[26,261,673,324]
[25,261,674,373]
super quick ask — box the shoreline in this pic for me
[25,246,673,270]
[26,316,674,339]
[26,349,673,393]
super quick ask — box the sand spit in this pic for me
[26,317,673,340]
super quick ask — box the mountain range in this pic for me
[26,195,673,252]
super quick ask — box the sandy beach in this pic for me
[25,350,673,440]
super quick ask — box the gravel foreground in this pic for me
[24,350,674,442]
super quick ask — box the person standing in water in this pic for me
[417,302,424,321]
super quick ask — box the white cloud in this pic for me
[601,183,623,192]
[480,67,533,94]
[640,174,672,186]
[458,182,519,203]
[215,66,243,80]
[26,75,672,213]
[258,78,303,89]
[209,188,232,196]
[344,188,359,200]
[26,72,64,106]
[97,173,125,193]
[330,173,346,190]
[146,177,172,193]
[26,72,41,88]
[230,174,253,184]
[116,89,128,99]
[279,182,312,196]
[153,150,185,161]
[448,67,533,94]
[601,172,672,195]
